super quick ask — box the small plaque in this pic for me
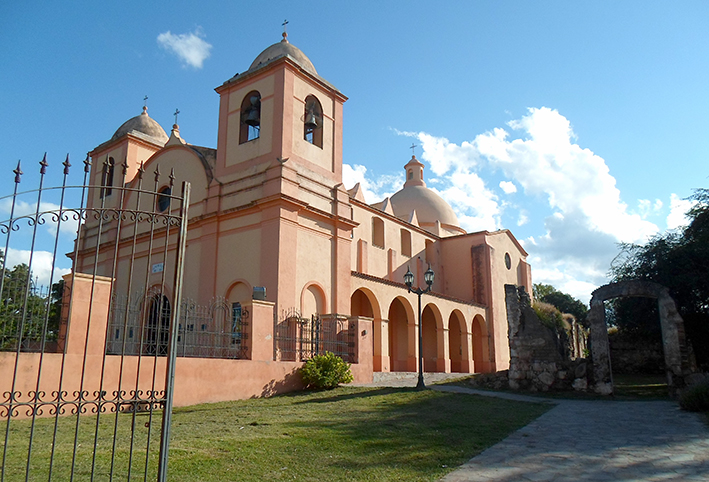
[152,262,164,274]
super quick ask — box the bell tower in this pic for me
[214,32,347,185]
[210,33,355,317]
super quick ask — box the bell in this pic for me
[304,111,318,130]
[244,107,260,127]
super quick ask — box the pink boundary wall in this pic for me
[1,274,373,418]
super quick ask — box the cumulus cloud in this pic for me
[342,163,403,204]
[395,107,662,302]
[5,248,71,288]
[500,181,517,194]
[0,199,80,237]
[667,193,696,230]
[477,108,658,244]
[157,28,212,69]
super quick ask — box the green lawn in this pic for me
[2,387,550,481]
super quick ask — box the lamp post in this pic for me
[404,264,434,389]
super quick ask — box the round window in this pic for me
[157,186,171,212]
[504,253,511,270]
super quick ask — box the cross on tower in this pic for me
[282,19,289,40]
[143,95,148,107]
[410,143,417,156]
[174,109,180,125]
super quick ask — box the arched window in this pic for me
[101,157,115,198]
[145,294,171,356]
[303,95,323,148]
[239,91,261,144]
[372,217,384,248]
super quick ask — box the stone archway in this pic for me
[589,280,693,395]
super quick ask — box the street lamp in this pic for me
[404,264,435,389]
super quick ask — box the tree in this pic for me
[610,189,709,369]
[532,283,588,326]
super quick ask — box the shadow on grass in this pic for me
[293,386,406,404]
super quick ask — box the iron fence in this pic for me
[107,295,248,359]
[0,154,190,482]
[273,308,354,362]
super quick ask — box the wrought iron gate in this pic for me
[0,155,190,481]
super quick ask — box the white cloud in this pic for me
[392,107,663,302]
[4,248,71,289]
[0,199,80,237]
[499,181,517,194]
[157,28,212,69]
[342,163,403,204]
[667,193,696,230]
[476,107,658,244]
[430,172,500,232]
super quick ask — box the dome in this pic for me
[387,155,462,231]
[390,185,460,227]
[249,35,317,76]
[111,107,168,144]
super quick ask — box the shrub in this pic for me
[301,352,353,389]
[533,301,566,333]
[679,381,709,412]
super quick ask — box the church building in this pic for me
[74,33,532,399]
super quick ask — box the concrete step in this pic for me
[370,371,473,386]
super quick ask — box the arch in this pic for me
[350,287,380,319]
[226,280,252,305]
[240,90,261,143]
[448,310,468,373]
[388,296,414,372]
[588,280,693,396]
[421,304,442,372]
[301,282,326,318]
[472,314,489,373]
[303,95,323,148]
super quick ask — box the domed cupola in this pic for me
[248,31,318,76]
[111,106,168,145]
[388,155,466,237]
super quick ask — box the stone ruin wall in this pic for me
[505,284,589,392]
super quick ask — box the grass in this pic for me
[1,386,550,481]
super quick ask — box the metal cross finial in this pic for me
[410,143,417,156]
[173,109,180,125]
[282,19,289,40]
[143,95,149,107]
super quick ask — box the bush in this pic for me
[301,352,353,389]
[679,381,709,412]
[532,301,566,333]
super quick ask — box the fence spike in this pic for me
[122,156,128,176]
[154,164,160,182]
[84,153,91,173]
[39,152,48,175]
[138,161,145,179]
[14,160,23,183]
[63,154,71,174]
[169,168,175,188]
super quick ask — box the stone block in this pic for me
[572,378,587,391]
[538,371,555,386]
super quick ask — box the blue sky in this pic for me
[1,2,708,302]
